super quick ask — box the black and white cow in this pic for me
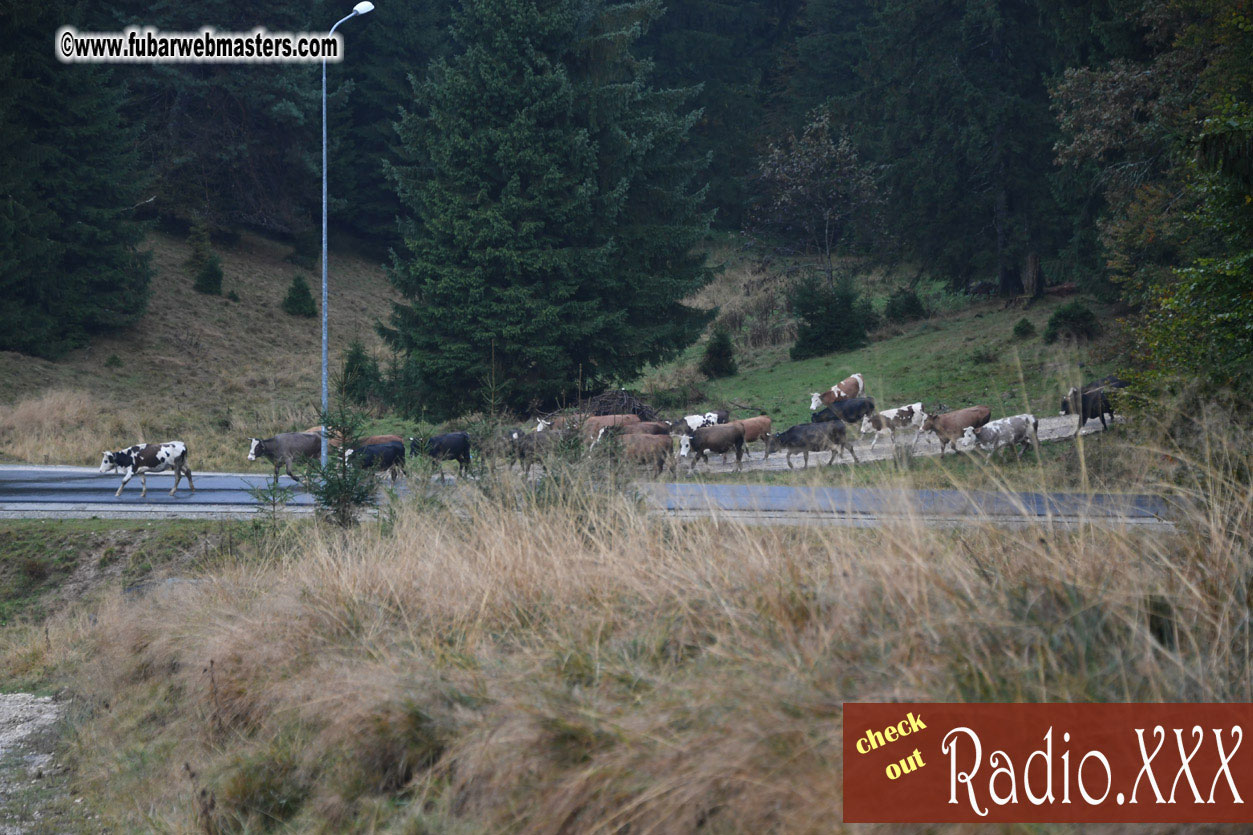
[99,441,194,498]
[248,432,322,481]
[345,441,406,481]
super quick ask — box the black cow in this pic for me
[1061,389,1114,436]
[1059,376,1128,414]
[346,441,406,481]
[811,397,876,426]
[764,422,858,468]
[248,432,321,481]
[409,432,471,481]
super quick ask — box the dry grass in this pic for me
[0,232,394,471]
[4,410,1250,833]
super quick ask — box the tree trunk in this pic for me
[1022,252,1044,299]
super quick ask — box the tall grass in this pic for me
[6,414,1251,833]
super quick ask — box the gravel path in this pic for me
[0,694,65,834]
[687,412,1110,475]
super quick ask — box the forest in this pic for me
[2,0,1250,414]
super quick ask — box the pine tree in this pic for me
[383,0,713,418]
[0,0,151,358]
[699,327,737,378]
[282,275,317,318]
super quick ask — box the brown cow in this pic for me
[731,414,772,459]
[300,427,403,449]
[914,406,992,455]
[678,423,745,472]
[578,414,642,443]
[620,433,675,476]
[809,373,866,410]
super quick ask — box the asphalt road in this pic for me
[0,455,1174,529]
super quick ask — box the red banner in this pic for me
[843,703,1253,823]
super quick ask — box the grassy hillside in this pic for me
[0,230,1125,471]
[0,232,394,470]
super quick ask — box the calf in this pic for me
[345,441,406,481]
[860,403,923,450]
[620,433,675,476]
[731,414,773,459]
[678,423,745,473]
[914,406,992,455]
[764,422,857,468]
[1061,388,1114,435]
[809,373,865,410]
[811,397,876,426]
[249,432,322,480]
[100,441,194,498]
[962,414,1039,459]
[409,432,472,481]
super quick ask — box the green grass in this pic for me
[652,294,1122,431]
[0,519,250,627]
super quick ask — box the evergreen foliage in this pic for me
[341,341,383,407]
[884,288,926,324]
[304,402,377,528]
[0,0,151,359]
[1013,317,1036,340]
[193,255,224,296]
[699,327,738,379]
[1043,301,1100,344]
[282,275,317,318]
[788,274,868,360]
[383,0,713,418]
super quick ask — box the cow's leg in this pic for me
[734,444,743,472]
[170,465,181,495]
[847,442,858,463]
[184,461,195,492]
[802,451,809,469]
[786,452,794,469]
[868,432,879,451]
[115,470,134,497]
[139,471,148,498]
[828,448,837,465]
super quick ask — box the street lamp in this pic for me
[321,0,374,466]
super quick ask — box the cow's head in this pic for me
[409,437,425,456]
[762,433,777,457]
[961,426,978,448]
[921,414,939,433]
[703,411,720,426]
[99,451,119,473]
[535,418,552,432]
[247,438,262,460]
[808,392,823,411]
[860,416,875,435]
[678,433,692,458]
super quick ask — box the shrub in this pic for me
[789,274,868,360]
[304,402,377,527]
[884,287,926,323]
[341,340,383,407]
[192,254,223,295]
[282,274,317,317]
[1044,300,1100,343]
[1013,317,1036,339]
[698,326,737,378]
[225,290,240,303]
[184,219,212,272]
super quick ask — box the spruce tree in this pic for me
[0,0,151,358]
[282,275,317,318]
[383,0,713,418]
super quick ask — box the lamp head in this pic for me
[353,1,374,14]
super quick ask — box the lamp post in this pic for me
[322,0,374,466]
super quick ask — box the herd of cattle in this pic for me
[95,373,1128,496]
